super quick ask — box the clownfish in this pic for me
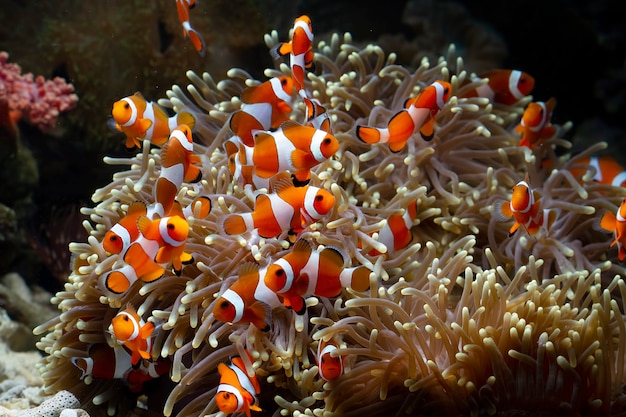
[213,263,282,331]
[216,355,262,417]
[102,201,147,255]
[244,120,339,185]
[599,198,626,262]
[108,305,155,366]
[270,15,314,97]
[493,175,556,236]
[71,343,170,393]
[104,204,191,294]
[356,80,452,152]
[153,124,202,217]
[219,178,335,239]
[569,155,626,188]
[264,239,370,314]
[304,97,332,133]
[461,69,535,105]
[175,0,206,56]
[367,200,418,256]
[111,92,195,150]
[228,76,295,147]
[182,195,213,219]
[314,338,344,382]
[517,97,557,149]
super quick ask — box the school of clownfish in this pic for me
[67,9,626,417]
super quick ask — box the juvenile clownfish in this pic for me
[104,203,191,294]
[108,305,155,366]
[102,201,147,255]
[598,198,626,262]
[356,80,452,152]
[219,178,335,239]
[517,97,557,149]
[153,124,202,217]
[216,355,262,417]
[175,0,206,56]
[212,263,282,331]
[270,15,314,97]
[111,92,195,150]
[569,155,626,188]
[303,97,332,133]
[244,120,339,185]
[314,338,344,382]
[228,76,295,148]
[367,200,418,256]
[461,69,535,105]
[264,239,370,314]
[71,343,170,393]
[493,175,556,236]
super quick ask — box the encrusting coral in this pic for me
[34,15,626,417]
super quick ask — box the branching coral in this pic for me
[34,21,626,417]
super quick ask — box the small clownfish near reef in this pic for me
[219,177,335,239]
[270,15,314,97]
[461,69,535,105]
[366,200,418,257]
[108,304,155,366]
[216,354,262,417]
[598,198,626,262]
[212,263,282,331]
[493,174,556,236]
[175,0,206,56]
[153,124,202,217]
[245,120,339,185]
[314,338,345,382]
[228,76,295,148]
[569,155,626,188]
[104,203,191,294]
[264,239,371,314]
[517,97,557,150]
[111,92,196,150]
[356,80,452,152]
[102,201,147,255]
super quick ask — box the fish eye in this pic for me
[275,269,284,276]
[323,138,331,145]
[123,315,129,321]
[315,195,323,201]
[444,87,450,94]
[168,223,175,230]
[220,300,230,309]
[124,103,130,109]
[280,78,287,86]
[109,236,118,242]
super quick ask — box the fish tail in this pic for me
[356,125,385,144]
[105,269,135,294]
[222,213,253,235]
[177,111,196,131]
[340,266,371,292]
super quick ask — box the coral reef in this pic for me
[33,15,626,417]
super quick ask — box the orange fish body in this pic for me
[249,120,339,184]
[462,69,535,105]
[109,305,155,366]
[216,355,262,417]
[516,97,557,149]
[136,211,192,274]
[315,338,344,381]
[153,124,202,217]
[569,155,626,188]
[599,198,626,261]
[213,263,282,331]
[220,178,335,238]
[112,92,195,150]
[264,239,370,314]
[229,76,295,147]
[356,80,452,152]
[175,0,206,55]
[368,200,418,256]
[102,201,147,255]
[304,97,332,133]
[271,15,314,96]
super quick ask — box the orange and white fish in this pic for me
[599,198,626,261]
[219,178,335,239]
[111,92,195,150]
[104,205,191,294]
[493,175,555,236]
[356,80,452,152]
[228,76,295,147]
[175,0,206,56]
[213,263,282,331]
[314,338,344,382]
[102,201,147,255]
[216,355,262,417]
[367,200,418,256]
[264,239,370,314]
[241,120,338,185]
[270,15,314,97]
[461,69,535,105]
[108,304,155,366]
[517,97,557,149]
[153,124,202,217]
[569,155,626,188]
[303,97,332,133]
